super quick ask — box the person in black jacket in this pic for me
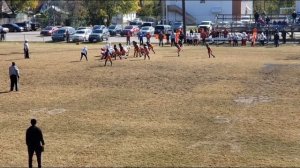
[274,33,279,47]
[292,11,297,23]
[26,119,45,168]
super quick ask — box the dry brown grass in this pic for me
[0,42,300,167]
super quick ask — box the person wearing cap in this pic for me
[80,46,88,61]
[24,40,30,59]
[26,119,45,168]
[9,62,20,91]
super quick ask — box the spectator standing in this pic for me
[80,46,88,61]
[66,29,70,43]
[266,16,271,25]
[9,62,20,92]
[158,31,164,47]
[259,32,266,46]
[138,32,143,45]
[281,29,287,44]
[126,31,131,46]
[292,11,297,24]
[254,12,260,24]
[274,33,279,47]
[166,31,171,44]
[0,28,6,41]
[170,31,175,47]
[24,40,30,59]
[26,119,45,168]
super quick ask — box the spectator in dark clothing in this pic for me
[292,11,297,23]
[66,29,70,43]
[254,12,260,23]
[281,29,287,44]
[190,29,194,35]
[138,32,143,45]
[158,31,164,47]
[266,16,271,25]
[0,28,6,41]
[9,62,20,91]
[26,119,45,168]
[274,33,279,47]
[126,31,131,46]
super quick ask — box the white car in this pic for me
[0,26,9,33]
[198,21,213,32]
[140,26,155,36]
[71,29,92,42]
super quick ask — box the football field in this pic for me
[0,42,299,167]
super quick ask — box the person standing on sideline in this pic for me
[26,119,45,168]
[170,31,175,47]
[126,31,131,46]
[158,31,164,47]
[281,29,287,44]
[66,29,70,43]
[24,40,30,59]
[138,32,144,45]
[205,43,216,58]
[292,11,297,24]
[9,62,20,91]
[80,46,88,61]
[274,33,279,47]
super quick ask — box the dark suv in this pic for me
[15,21,31,31]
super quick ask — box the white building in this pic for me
[165,0,253,25]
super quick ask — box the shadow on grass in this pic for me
[70,60,81,63]
[0,91,10,94]
[5,58,25,61]
[0,52,23,56]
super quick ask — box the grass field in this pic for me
[0,42,299,167]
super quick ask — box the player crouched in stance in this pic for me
[132,41,141,57]
[146,41,155,54]
[113,44,122,60]
[118,43,130,59]
[205,43,216,58]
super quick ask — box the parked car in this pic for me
[129,21,143,28]
[198,21,213,32]
[141,22,156,28]
[120,25,140,36]
[40,26,59,36]
[172,21,183,32]
[77,26,92,30]
[71,29,92,42]
[88,28,109,42]
[1,23,24,32]
[140,26,155,36]
[154,25,172,34]
[108,24,122,36]
[93,25,106,30]
[15,21,31,31]
[30,22,40,31]
[0,26,9,33]
[52,27,76,41]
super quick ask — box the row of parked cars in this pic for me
[0,21,40,32]
[43,21,182,43]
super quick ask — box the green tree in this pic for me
[85,0,139,26]
[5,0,40,15]
[137,0,161,20]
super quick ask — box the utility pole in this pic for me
[182,0,186,43]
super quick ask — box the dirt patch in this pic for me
[29,108,66,115]
[213,116,231,124]
[234,96,272,105]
